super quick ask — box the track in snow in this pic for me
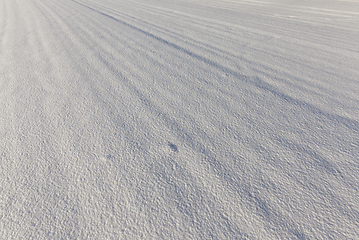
[1,0,359,238]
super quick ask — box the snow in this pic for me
[1,0,358,238]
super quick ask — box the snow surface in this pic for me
[1,0,359,238]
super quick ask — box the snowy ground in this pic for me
[1,0,359,238]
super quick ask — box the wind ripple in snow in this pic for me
[0,0,358,239]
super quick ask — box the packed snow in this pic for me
[1,0,358,238]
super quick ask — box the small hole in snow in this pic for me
[168,142,178,152]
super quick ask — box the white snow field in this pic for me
[1,0,359,238]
